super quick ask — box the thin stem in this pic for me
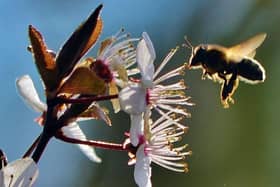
[31,132,52,163]
[57,134,127,151]
[32,102,56,163]
[22,134,41,158]
[55,94,119,104]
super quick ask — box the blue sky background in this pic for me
[0,0,280,186]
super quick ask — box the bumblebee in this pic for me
[186,33,266,108]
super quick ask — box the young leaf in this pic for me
[109,82,120,113]
[80,18,103,58]
[55,4,103,79]
[28,25,59,92]
[59,66,106,95]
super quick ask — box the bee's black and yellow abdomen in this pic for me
[237,58,265,83]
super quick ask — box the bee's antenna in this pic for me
[182,35,194,55]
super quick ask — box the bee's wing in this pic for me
[227,33,266,60]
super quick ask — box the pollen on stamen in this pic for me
[183,62,191,69]
[119,46,135,56]
[183,126,189,133]
[175,106,190,114]
[172,46,179,52]
[179,79,186,87]
[113,27,125,39]
[169,136,182,142]
[172,144,188,152]
[167,143,173,149]
[175,115,185,122]
[179,68,186,76]
[170,113,176,119]
[166,130,176,136]
[183,166,189,173]
[179,150,192,157]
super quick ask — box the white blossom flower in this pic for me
[16,75,102,163]
[91,29,140,112]
[119,32,193,146]
[94,30,139,82]
[133,109,191,187]
[0,158,38,187]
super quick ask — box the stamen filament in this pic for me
[55,94,119,104]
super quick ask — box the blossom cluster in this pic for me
[0,4,192,187]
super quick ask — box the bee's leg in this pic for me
[226,72,239,104]
[218,74,230,108]
[220,72,239,108]
[202,70,214,81]
[201,69,207,80]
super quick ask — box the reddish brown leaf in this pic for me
[28,25,59,92]
[55,4,103,80]
[59,66,106,95]
[80,18,103,58]
[109,82,120,113]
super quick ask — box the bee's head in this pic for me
[188,44,208,69]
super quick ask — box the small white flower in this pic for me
[0,158,38,187]
[119,32,192,146]
[16,75,102,163]
[92,29,140,84]
[133,109,191,187]
[92,29,140,113]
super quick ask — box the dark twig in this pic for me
[56,133,127,151]
[22,134,41,158]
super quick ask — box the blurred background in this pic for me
[0,0,279,186]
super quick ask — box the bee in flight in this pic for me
[185,33,266,108]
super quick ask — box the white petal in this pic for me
[141,32,156,63]
[137,32,155,88]
[0,170,3,187]
[1,158,38,187]
[61,123,102,163]
[16,75,47,112]
[134,144,152,187]
[119,83,147,115]
[130,114,144,146]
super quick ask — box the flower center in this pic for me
[138,135,145,145]
[91,59,113,83]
